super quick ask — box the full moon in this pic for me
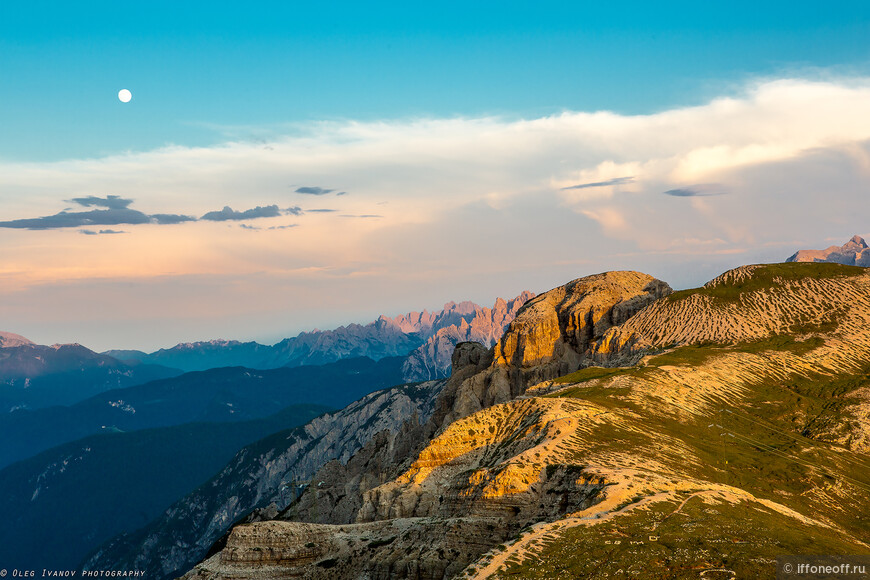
[118,89,132,103]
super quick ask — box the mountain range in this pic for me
[787,234,870,266]
[0,403,329,571]
[0,338,182,413]
[0,355,406,469]
[0,292,534,575]
[101,260,870,580]
[104,293,534,381]
[6,243,870,578]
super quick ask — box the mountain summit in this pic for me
[786,234,870,265]
[0,331,34,348]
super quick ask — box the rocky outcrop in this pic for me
[434,272,671,425]
[186,517,508,580]
[787,234,870,266]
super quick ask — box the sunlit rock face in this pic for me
[436,271,671,423]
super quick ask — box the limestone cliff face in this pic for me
[494,273,666,367]
[435,271,671,424]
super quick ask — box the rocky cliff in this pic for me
[433,271,671,427]
[183,264,870,580]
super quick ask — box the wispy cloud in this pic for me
[561,176,635,190]
[663,184,727,197]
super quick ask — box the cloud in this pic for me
[79,229,127,235]
[200,205,283,221]
[69,195,134,209]
[0,208,152,230]
[295,186,334,195]
[307,208,338,213]
[561,176,635,190]
[0,205,196,230]
[1,199,288,230]
[663,184,726,197]
[268,224,299,230]
[340,214,382,219]
[8,75,870,351]
[150,213,196,224]
[579,207,627,236]
[239,224,261,230]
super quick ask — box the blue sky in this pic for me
[3,2,870,350]
[3,1,870,160]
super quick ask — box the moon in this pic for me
[118,89,132,103]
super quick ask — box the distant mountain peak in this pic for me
[0,331,35,348]
[848,234,868,248]
[786,234,870,266]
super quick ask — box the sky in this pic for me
[2,1,870,351]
